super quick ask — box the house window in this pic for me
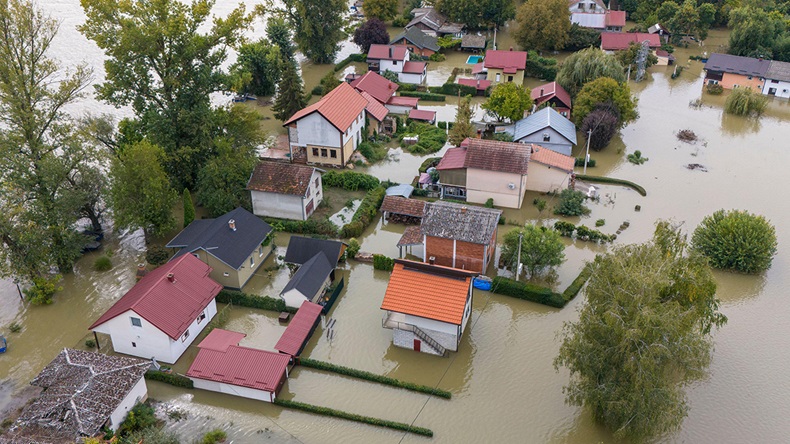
[132,342,136,348]
[306,186,311,196]
[192,253,199,259]
[250,257,255,267]
[131,317,142,327]
[507,76,513,82]
[259,245,264,257]
[321,148,328,157]
[393,60,399,66]
[330,150,337,158]
[181,330,190,342]
[496,73,501,82]
[543,133,550,142]
[315,178,320,188]
[223,272,230,277]
[312,147,319,156]
[306,199,315,215]
[197,311,206,324]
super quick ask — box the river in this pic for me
[1,2,790,443]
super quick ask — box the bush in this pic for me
[691,209,778,274]
[399,122,448,155]
[24,275,62,305]
[124,426,180,444]
[183,188,195,228]
[373,254,395,271]
[8,322,21,333]
[428,83,477,96]
[484,198,494,208]
[392,16,409,27]
[533,198,547,212]
[706,83,724,95]
[724,88,768,116]
[118,403,157,438]
[94,256,112,271]
[85,338,97,349]
[627,150,648,165]
[553,220,576,237]
[340,187,386,238]
[346,238,361,259]
[215,290,296,313]
[436,121,454,130]
[357,141,388,163]
[491,277,566,308]
[553,189,590,217]
[273,398,433,437]
[322,170,380,191]
[146,245,170,266]
[265,217,338,236]
[200,429,227,444]
[575,174,647,196]
[145,370,194,388]
[575,157,596,167]
[429,52,446,62]
[437,36,461,49]
[560,263,592,303]
[300,358,451,398]
[553,220,613,243]
[595,219,605,227]
[490,132,513,142]
[311,85,324,96]
[398,91,446,101]
[418,157,441,173]
[524,51,558,80]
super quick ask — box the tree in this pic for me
[482,83,531,122]
[363,0,398,21]
[272,56,308,121]
[353,19,390,54]
[615,42,658,71]
[691,209,778,274]
[555,222,727,441]
[573,77,638,128]
[556,47,626,98]
[581,104,620,151]
[500,225,565,278]
[553,189,590,216]
[436,0,515,29]
[564,23,600,51]
[229,39,282,96]
[513,0,570,51]
[283,0,347,64]
[728,6,787,59]
[183,189,195,227]
[724,88,768,116]
[267,16,295,62]
[449,96,475,146]
[196,142,258,217]
[80,0,251,189]
[109,141,178,239]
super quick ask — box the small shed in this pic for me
[380,196,427,225]
[275,302,323,357]
[461,35,486,52]
[457,78,491,95]
[280,252,334,309]
[408,109,437,124]
[385,184,415,198]
[397,225,424,258]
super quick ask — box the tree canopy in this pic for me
[513,0,570,51]
[282,0,347,64]
[573,77,638,128]
[353,19,391,54]
[691,209,778,274]
[556,47,626,98]
[728,6,789,61]
[229,39,282,97]
[363,0,398,22]
[581,104,620,151]
[436,0,515,29]
[272,57,308,121]
[555,222,727,441]
[500,225,565,278]
[482,82,532,123]
[449,96,475,146]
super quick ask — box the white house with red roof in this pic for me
[569,0,625,32]
[89,254,222,364]
[531,81,573,118]
[484,49,528,84]
[284,82,368,167]
[186,329,291,402]
[367,44,427,84]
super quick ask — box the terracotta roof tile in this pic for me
[464,139,531,175]
[601,32,661,50]
[381,196,426,217]
[483,50,527,71]
[397,226,423,246]
[197,328,247,352]
[247,161,317,196]
[437,146,467,169]
[403,61,427,74]
[605,10,626,27]
[530,145,575,172]
[380,261,474,324]
[531,81,572,109]
[387,96,419,108]
[284,82,368,131]
[457,78,491,90]
[350,71,398,104]
[360,91,390,122]
[408,109,436,121]
[368,44,408,61]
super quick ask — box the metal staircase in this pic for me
[411,325,447,357]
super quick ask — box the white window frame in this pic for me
[181,329,190,342]
[131,317,142,328]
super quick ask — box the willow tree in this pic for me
[555,47,626,97]
[555,222,727,441]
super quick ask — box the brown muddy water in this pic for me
[2,2,790,442]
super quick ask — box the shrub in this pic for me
[215,290,295,313]
[560,263,592,303]
[273,398,433,437]
[94,256,112,271]
[691,209,778,274]
[145,245,170,266]
[357,141,388,163]
[533,198,547,212]
[399,122,448,154]
[124,426,179,444]
[340,187,386,238]
[300,358,451,398]
[627,150,648,164]
[24,275,62,305]
[265,217,338,236]
[418,157,441,173]
[491,277,566,308]
[8,322,21,333]
[490,132,513,142]
[346,238,361,259]
[437,121,454,130]
[500,225,566,278]
[322,170,380,191]
[85,338,97,349]
[428,83,477,96]
[373,254,395,271]
[553,220,576,237]
[437,36,461,49]
[392,16,409,27]
[311,85,324,96]
[595,219,605,227]
[553,189,590,217]
[724,88,768,116]
[428,52,446,62]
[575,157,596,167]
[182,188,195,228]
[118,403,157,437]
[484,198,494,208]
[145,370,194,388]
[200,429,227,444]
[398,91,446,101]
[524,51,558,80]
[706,83,724,95]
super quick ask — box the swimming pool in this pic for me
[466,55,483,64]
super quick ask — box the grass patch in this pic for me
[399,122,448,155]
[94,256,112,271]
[300,358,451,398]
[339,187,386,238]
[576,174,647,196]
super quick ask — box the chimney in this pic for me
[477,129,482,138]
[461,206,467,214]
[509,46,513,51]
[228,219,236,231]
[429,256,436,265]
[136,263,148,281]
[540,88,544,96]
[166,273,175,283]
[389,47,393,58]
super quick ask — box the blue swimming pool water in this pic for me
[466,55,483,64]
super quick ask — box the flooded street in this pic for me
[2,2,790,442]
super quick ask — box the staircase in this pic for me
[411,325,447,357]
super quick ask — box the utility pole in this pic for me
[515,232,523,282]
[584,129,592,174]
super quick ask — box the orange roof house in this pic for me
[381,260,477,355]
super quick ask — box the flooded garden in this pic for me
[2,1,790,442]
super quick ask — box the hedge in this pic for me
[145,371,194,388]
[274,398,433,437]
[491,264,593,308]
[524,51,558,80]
[264,217,339,236]
[216,290,297,313]
[576,174,647,196]
[575,157,596,167]
[437,121,454,130]
[372,254,394,271]
[552,221,615,243]
[339,187,386,238]
[428,83,478,97]
[398,91,446,101]
[418,156,441,173]
[300,358,451,398]
[333,53,366,73]
[322,170,380,191]
[561,264,593,302]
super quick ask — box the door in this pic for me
[769,88,777,95]
[413,339,421,352]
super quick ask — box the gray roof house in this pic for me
[420,201,501,272]
[166,207,274,289]
[513,107,578,156]
[280,251,334,309]
[407,7,464,37]
[390,27,440,55]
[284,236,346,265]
[766,60,790,82]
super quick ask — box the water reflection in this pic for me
[713,270,767,304]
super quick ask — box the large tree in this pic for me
[353,19,390,54]
[513,0,570,51]
[229,39,282,97]
[482,82,532,123]
[728,6,788,60]
[266,16,295,62]
[79,0,251,188]
[555,222,727,441]
[449,96,475,146]
[196,142,258,217]
[573,77,638,127]
[363,0,398,22]
[283,0,347,64]
[500,225,565,278]
[556,47,626,98]
[0,0,102,284]
[272,56,308,121]
[581,103,620,151]
[436,0,515,29]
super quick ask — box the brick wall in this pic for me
[425,236,454,268]
[425,236,486,273]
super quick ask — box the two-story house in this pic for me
[284,82,368,166]
[703,53,770,93]
[247,161,323,221]
[390,27,440,57]
[483,49,528,84]
[367,44,427,84]
[569,0,625,32]
[531,81,572,118]
[513,107,578,156]
[405,7,464,38]
[89,254,222,364]
[763,60,790,99]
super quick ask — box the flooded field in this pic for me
[2,2,790,443]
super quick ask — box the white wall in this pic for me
[251,191,305,220]
[763,79,790,99]
[306,170,323,217]
[293,112,341,148]
[191,378,276,403]
[281,289,309,309]
[404,314,460,351]
[340,111,366,152]
[466,168,526,209]
[525,163,571,193]
[516,128,574,156]
[385,104,414,114]
[379,52,409,74]
[108,377,148,431]
[398,71,426,85]
[167,299,217,363]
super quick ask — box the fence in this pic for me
[322,276,345,314]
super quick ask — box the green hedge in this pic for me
[491,277,566,308]
[145,371,194,388]
[418,156,441,173]
[524,51,558,80]
[561,264,593,302]
[428,83,478,97]
[274,398,433,437]
[340,187,386,238]
[372,254,394,271]
[552,221,615,243]
[216,290,297,313]
[437,121,454,130]
[322,170,380,191]
[398,91,446,101]
[575,157,596,167]
[300,358,451,398]
[333,53,366,73]
[265,217,339,236]
[576,174,647,196]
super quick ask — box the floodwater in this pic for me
[1,2,790,442]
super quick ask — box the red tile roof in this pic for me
[284,82,368,132]
[381,196,427,217]
[197,328,247,352]
[529,145,575,172]
[387,96,419,108]
[471,62,485,74]
[408,109,436,122]
[601,32,661,50]
[275,302,323,356]
[360,91,389,122]
[606,10,626,27]
[531,81,572,109]
[368,44,408,61]
[457,78,491,91]
[89,255,222,340]
[402,61,427,74]
[380,260,474,324]
[464,139,531,175]
[187,332,290,393]
[483,50,528,72]
[350,71,398,104]
[437,146,467,169]
[247,162,317,196]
